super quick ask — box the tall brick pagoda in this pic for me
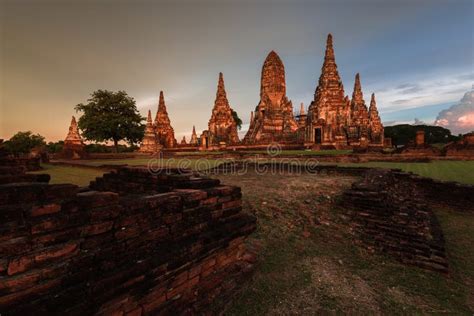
[243,51,299,144]
[60,116,87,159]
[304,34,385,149]
[207,72,239,145]
[305,34,351,148]
[297,103,307,129]
[139,110,161,153]
[368,93,384,145]
[189,125,198,145]
[154,91,177,148]
[348,73,370,146]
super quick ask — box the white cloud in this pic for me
[371,71,473,113]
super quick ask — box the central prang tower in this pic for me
[243,51,299,144]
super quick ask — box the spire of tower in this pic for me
[352,73,363,102]
[325,33,335,62]
[216,72,227,100]
[158,91,166,112]
[192,125,196,135]
[250,111,254,122]
[300,103,305,116]
[369,93,377,111]
[313,33,344,102]
[147,110,152,123]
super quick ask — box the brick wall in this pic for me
[0,166,256,315]
[341,169,449,273]
[409,175,474,212]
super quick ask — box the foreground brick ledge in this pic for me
[0,166,256,315]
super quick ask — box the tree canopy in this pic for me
[75,90,145,151]
[385,124,459,146]
[4,131,46,156]
[46,141,64,154]
[231,110,242,130]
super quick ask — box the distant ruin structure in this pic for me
[60,116,87,159]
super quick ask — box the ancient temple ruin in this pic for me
[139,91,177,152]
[205,73,239,147]
[189,126,198,146]
[136,34,385,152]
[305,34,384,149]
[368,93,384,145]
[243,51,299,144]
[154,91,177,148]
[60,116,87,159]
[138,110,162,153]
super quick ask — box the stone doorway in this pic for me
[314,128,322,144]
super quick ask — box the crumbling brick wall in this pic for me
[0,166,256,315]
[341,169,449,273]
[408,175,474,212]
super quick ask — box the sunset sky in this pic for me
[1,0,473,142]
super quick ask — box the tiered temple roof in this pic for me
[139,110,161,153]
[189,126,198,145]
[304,34,384,148]
[64,116,83,146]
[207,72,239,145]
[154,91,177,148]
[61,116,87,159]
[368,93,384,144]
[350,73,369,126]
[243,51,298,144]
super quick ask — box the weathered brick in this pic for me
[201,257,216,271]
[189,264,201,279]
[222,200,241,210]
[82,221,114,236]
[30,203,61,217]
[0,269,42,293]
[200,197,218,206]
[142,294,166,314]
[125,307,143,316]
[171,270,188,288]
[7,255,35,275]
[34,242,78,263]
[0,278,60,306]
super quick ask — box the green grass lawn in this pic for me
[30,159,227,186]
[65,157,228,169]
[41,159,474,186]
[29,164,107,186]
[242,149,353,156]
[338,161,474,185]
[215,171,474,314]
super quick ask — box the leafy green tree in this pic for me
[4,131,46,156]
[231,110,242,130]
[385,124,459,146]
[84,143,138,153]
[75,90,145,152]
[46,141,64,153]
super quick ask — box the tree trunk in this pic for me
[113,139,118,153]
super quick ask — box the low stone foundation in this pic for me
[341,169,449,273]
[0,166,256,315]
[0,156,41,171]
